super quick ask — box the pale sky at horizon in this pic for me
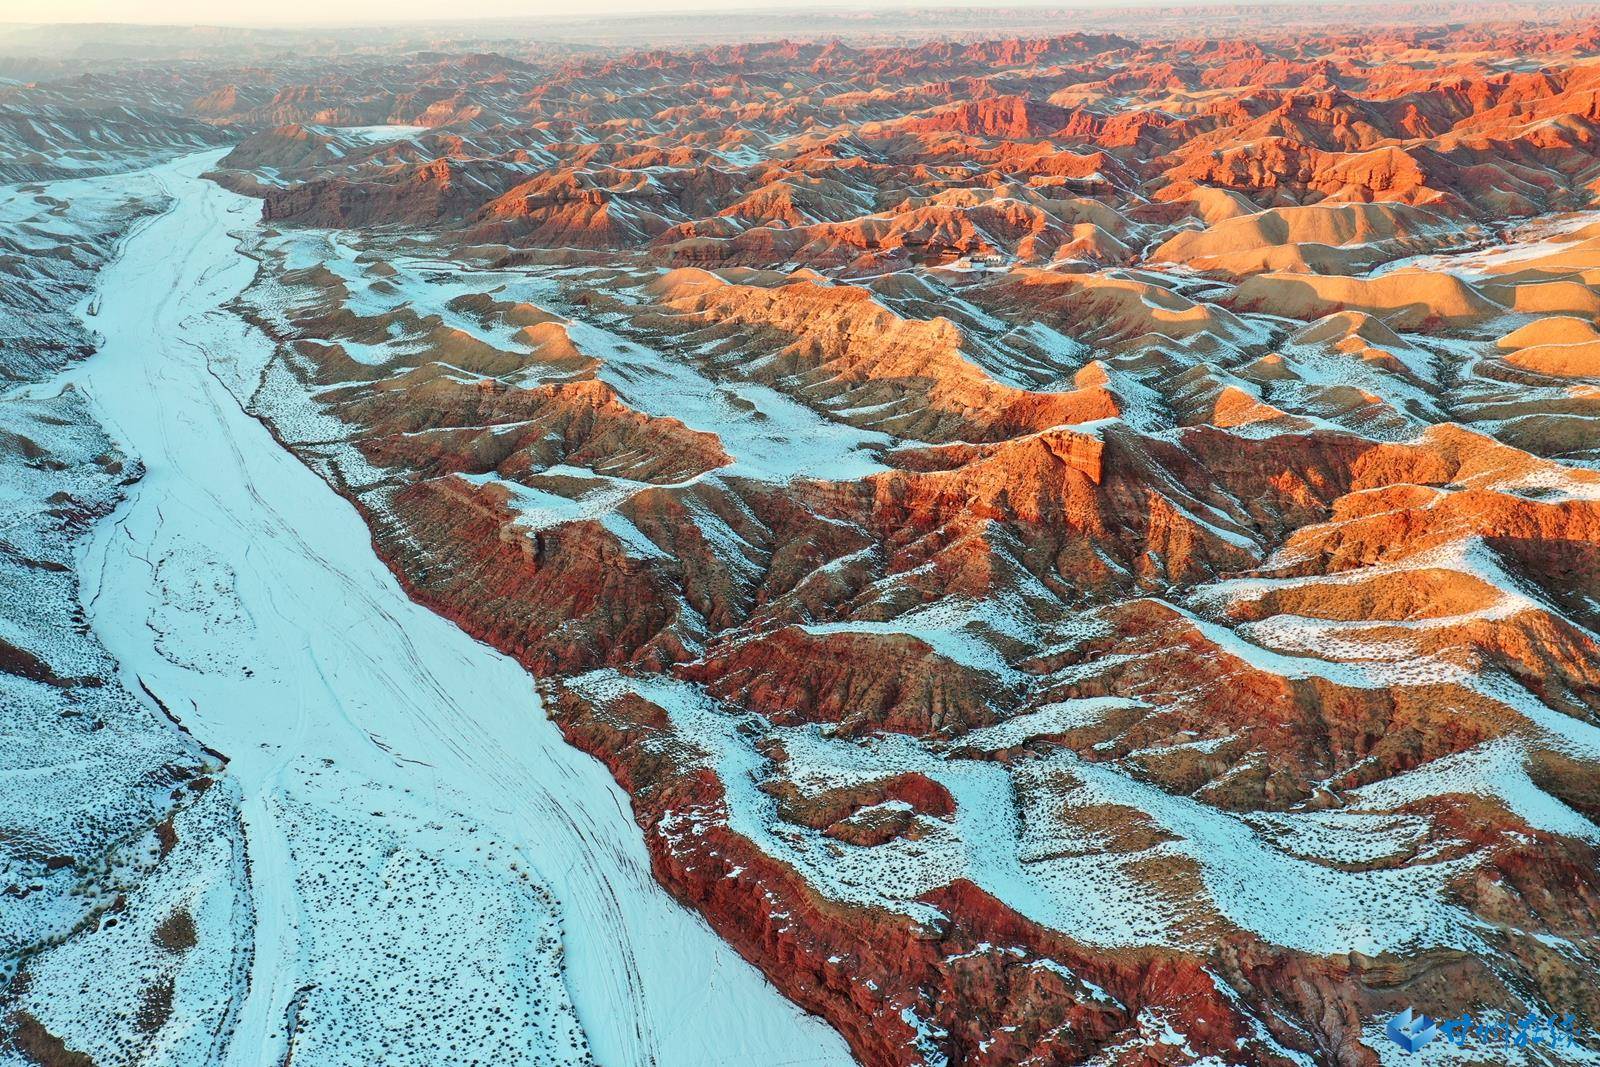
[0,0,1172,28]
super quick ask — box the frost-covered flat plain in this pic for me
[21,147,852,1066]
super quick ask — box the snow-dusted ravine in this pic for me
[51,148,854,1066]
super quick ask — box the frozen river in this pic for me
[56,147,853,1066]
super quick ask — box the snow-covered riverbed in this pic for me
[54,147,852,1066]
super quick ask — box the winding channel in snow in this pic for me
[51,147,853,1066]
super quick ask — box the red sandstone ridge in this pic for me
[901,95,1073,139]
[200,8,1600,1064]
[642,269,1122,441]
